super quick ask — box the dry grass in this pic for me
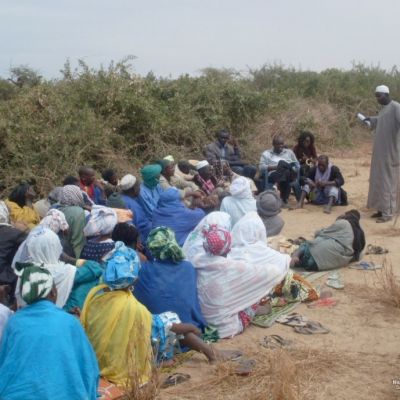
[373,261,400,308]
[161,346,348,400]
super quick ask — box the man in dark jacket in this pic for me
[203,129,257,179]
[295,155,347,214]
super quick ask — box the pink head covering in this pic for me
[202,224,232,256]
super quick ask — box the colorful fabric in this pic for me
[60,185,86,207]
[0,300,99,400]
[202,224,232,256]
[103,241,141,290]
[39,209,69,233]
[134,258,207,330]
[0,201,10,226]
[15,262,53,304]
[238,304,258,330]
[4,200,40,230]
[151,188,205,246]
[151,311,181,362]
[81,284,153,386]
[147,227,185,263]
[83,206,118,237]
[80,239,115,263]
[141,164,162,189]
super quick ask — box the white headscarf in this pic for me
[39,209,69,233]
[229,177,252,199]
[230,211,290,279]
[183,211,282,338]
[15,228,76,308]
[0,201,11,226]
[83,205,118,237]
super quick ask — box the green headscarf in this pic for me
[147,227,185,263]
[140,164,162,189]
[15,262,54,304]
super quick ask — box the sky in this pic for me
[1,0,399,79]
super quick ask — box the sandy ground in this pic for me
[158,140,400,400]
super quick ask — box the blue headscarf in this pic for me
[103,241,141,290]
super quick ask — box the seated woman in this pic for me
[291,209,365,271]
[0,264,99,400]
[220,177,256,226]
[5,182,40,231]
[293,130,318,175]
[134,227,206,330]
[0,201,27,304]
[151,188,205,246]
[14,228,103,312]
[81,242,239,387]
[182,211,288,338]
[81,206,118,262]
[138,164,164,220]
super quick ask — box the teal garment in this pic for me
[63,261,104,312]
[0,300,99,400]
[59,205,86,258]
[297,242,318,271]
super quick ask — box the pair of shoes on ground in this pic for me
[276,312,330,334]
[371,211,392,223]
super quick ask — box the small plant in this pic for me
[373,260,400,308]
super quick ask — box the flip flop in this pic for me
[365,244,389,255]
[214,349,243,362]
[235,359,256,376]
[294,321,330,335]
[307,298,338,308]
[349,261,383,270]
[260,335,293,349]
[276,312,308,327]
[161,373,191,388]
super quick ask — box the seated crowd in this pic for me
[0,129,365,399]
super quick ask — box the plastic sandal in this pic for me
[260,335,292,349]
[294,321,330,335]
[307,298,338,308]
[161,373,191,388]
[349,261,383,270]
[365,244,389,255]
[276,312,308,327]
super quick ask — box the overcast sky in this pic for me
[1,0,399,79]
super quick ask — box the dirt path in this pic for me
[159,141,400,400]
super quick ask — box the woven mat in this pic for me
[251,269,330,328]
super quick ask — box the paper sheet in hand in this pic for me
[357,113,371,127]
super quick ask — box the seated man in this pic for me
[78,166,106,205]
[295,155,347,214]
[259,135,300,207]
[204,129,257,179]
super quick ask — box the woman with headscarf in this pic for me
[138,164,164,219]
[57,185,87,258]
[14,228,103,312]
[81,206,118,262]
[81,241,237,387]
[256,190,285,237]
[220,177,256,226]
[134,227,206,330]
[5,182,40,230]
[0,201,27,303]
[182,212,284,338]
[291,209,366,271]
[0,264,99,400]
[151,188,205,246]
[12,208,74,272]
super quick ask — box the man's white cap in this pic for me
[375,85,390,94]
[119,174,137,190]
[196,160,209,170]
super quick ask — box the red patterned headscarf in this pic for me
[202,224,232,256]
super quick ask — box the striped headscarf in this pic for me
[39,209,69,233]
[147,227,184,263]
[202,224,232,256]
[15,262,54,305]
[60,185,85,207]
[0,201,10,226]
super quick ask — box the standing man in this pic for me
[365,85,400,223]
[204,129,257,179]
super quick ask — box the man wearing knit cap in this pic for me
[363,85,400,222]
